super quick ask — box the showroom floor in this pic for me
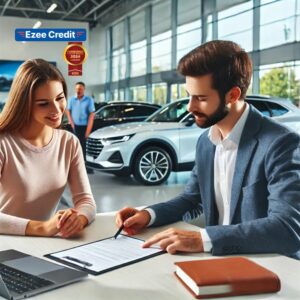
[61,171,191,213]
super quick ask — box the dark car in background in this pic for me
[63,101,161,132]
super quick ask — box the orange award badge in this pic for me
[64,42,87,76]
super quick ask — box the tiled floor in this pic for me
[62,170,191,213]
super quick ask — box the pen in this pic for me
[114,224,124,239]
[114,211,134,239]
[63,256,93,267]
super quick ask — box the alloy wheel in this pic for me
[138,150,170,183]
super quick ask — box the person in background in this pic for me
[116,40,300,259]
[0,59,96,237]
[65,81,95,174]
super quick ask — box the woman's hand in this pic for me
[58,208,88,238]
[25,209,88,238]
[25,211,63,237]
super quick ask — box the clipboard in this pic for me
[44,234,164,275]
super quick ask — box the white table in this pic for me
[1,213,299,299]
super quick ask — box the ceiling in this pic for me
[0,0,148,28]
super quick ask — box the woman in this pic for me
[0,59,96,238]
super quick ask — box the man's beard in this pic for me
[192,97,229,128]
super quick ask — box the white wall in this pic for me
[0,16,90,101]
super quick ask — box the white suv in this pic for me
[86,96,300,185]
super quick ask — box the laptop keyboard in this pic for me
[0,263,54,295]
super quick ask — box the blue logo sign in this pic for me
[15,28,86,42]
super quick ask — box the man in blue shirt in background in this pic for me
[66,81,95,173]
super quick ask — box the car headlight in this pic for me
[101,134,135,146]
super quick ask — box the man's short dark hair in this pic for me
[75,81,85,87]
[177,40,252,99]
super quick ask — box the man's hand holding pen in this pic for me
[115,207,204,254]
[115,207,151,236]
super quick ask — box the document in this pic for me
[45,235,163,275]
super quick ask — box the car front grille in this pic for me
[86,138,103,159]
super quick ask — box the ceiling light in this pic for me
[33,21,42,29]
[47,3,57,13]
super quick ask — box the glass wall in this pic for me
[171,84,178,100]
[205,14,213,42]
[119,89,125,101]
[152,83,167,105]
[112,22,126,82]
[259,61,300,105]
[112,48,126,82]
[110,89,125,101]
[151,0,172,73]
[130,40,146,77]
[218,1,253,51]
[102,0,300,106]
[112,89,118,101]
[171,83,188,100]
[130,86,147,102]
[130,11,146,77]
[98,93,105,102]
[177,0,201,61]
[297,0,300,41]
[247,77,253,95]
[260,0,297,49]
[177,20,201,62]
[151,31,172,73]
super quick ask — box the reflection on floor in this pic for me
[62,171,191,213]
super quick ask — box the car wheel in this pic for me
[133,146,172,185]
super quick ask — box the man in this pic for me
[116,40,300,259]
[66,82,95,173]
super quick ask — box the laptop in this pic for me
[0,249,88,300]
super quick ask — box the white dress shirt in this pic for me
[200,103,249,251]
[147,103,250,252]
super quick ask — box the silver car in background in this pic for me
[86,95,300,185]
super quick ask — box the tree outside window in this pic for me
[260,67,300,106]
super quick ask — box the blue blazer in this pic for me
[149,106,300,259]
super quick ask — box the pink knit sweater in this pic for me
[0,129,96,235]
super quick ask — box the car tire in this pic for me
[133,146,172,185]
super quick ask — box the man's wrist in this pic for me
[140,210,151,227]
[199,228,212,252]
[144,208,156,226]
[197,231,204,252]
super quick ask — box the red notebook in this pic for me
[174,257,280,299]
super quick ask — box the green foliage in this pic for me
[260,68,300,105]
